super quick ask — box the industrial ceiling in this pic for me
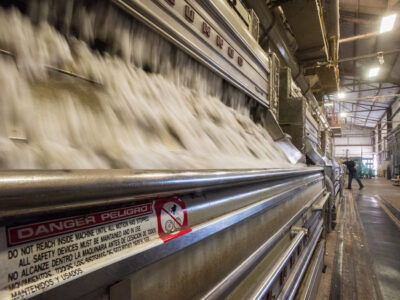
[325,0,400,129]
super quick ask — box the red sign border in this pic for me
[154,196,191,242]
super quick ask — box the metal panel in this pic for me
[0,169,324,299]
[113,0,271,107]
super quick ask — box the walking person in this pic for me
[343,158,364,190]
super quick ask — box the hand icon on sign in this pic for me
[155,196,191,242]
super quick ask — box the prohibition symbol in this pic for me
[154,196,191,242]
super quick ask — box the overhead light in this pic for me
[380,14,397,33]
[337,92,345,99]
[340,112,347,117]
[368,67,380,77]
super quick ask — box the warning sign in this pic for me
[0,197,190,300]
[154,196,191,242]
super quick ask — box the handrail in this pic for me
[249,228,307,300]
[0,168,322,198]
[296,240,325,300]
[202,188,324,299]
[0,168,322,212]
[277,220,324,300]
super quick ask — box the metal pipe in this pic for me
[0,168,323,218]
[277,221,323,300]
[323,176,333,233]
[202,188,325,299]
[0,168,322,200]
[297,240,325,300]
[339,31,379,43]
[334,93,400,102]
[336,48,400,63]
[326,0,340,59]
[249,229,307,300]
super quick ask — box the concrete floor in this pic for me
[316,177,400,300]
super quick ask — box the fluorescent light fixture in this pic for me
[368,67,380,77]
[340,112,347,117]
[380,14,397,33]
[337,92,345,99]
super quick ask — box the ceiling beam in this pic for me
[350,116,381,122]
[340,9,385,18]
[339,76,400,87]
[338,85,400,93]
[335,48,400,63]
[341,109,387,113]
[340,15,377,25]
[324,100,390,108]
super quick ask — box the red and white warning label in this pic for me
[154,196,191,242]
[0,197,190,300]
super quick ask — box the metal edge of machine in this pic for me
[112,0,271,109]
[0,168,325,299]
[111,0,304,163]
[305,138,343,231]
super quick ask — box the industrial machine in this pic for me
[0,1,342,299]
[388,126,400,177]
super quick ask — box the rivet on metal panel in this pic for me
[228,46,234,58]
[165,0,175,5]
[238,56,243,66]
[216,35,224,48]
[202,22,211,37]
[184,5,195,23]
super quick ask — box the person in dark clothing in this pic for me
[343,159,364,190]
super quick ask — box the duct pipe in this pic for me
[324,175,335,232]
[326,0,340,60]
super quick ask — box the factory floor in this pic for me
[316,177,400,300]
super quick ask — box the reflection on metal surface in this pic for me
[290,240,325,300]
[276,137,304,164]
[278,221,323,299]
[250,230,306,300]
[356,194,400,300]
[0,168,322,219]
[305,139,325,166]
[203,188,324,300]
